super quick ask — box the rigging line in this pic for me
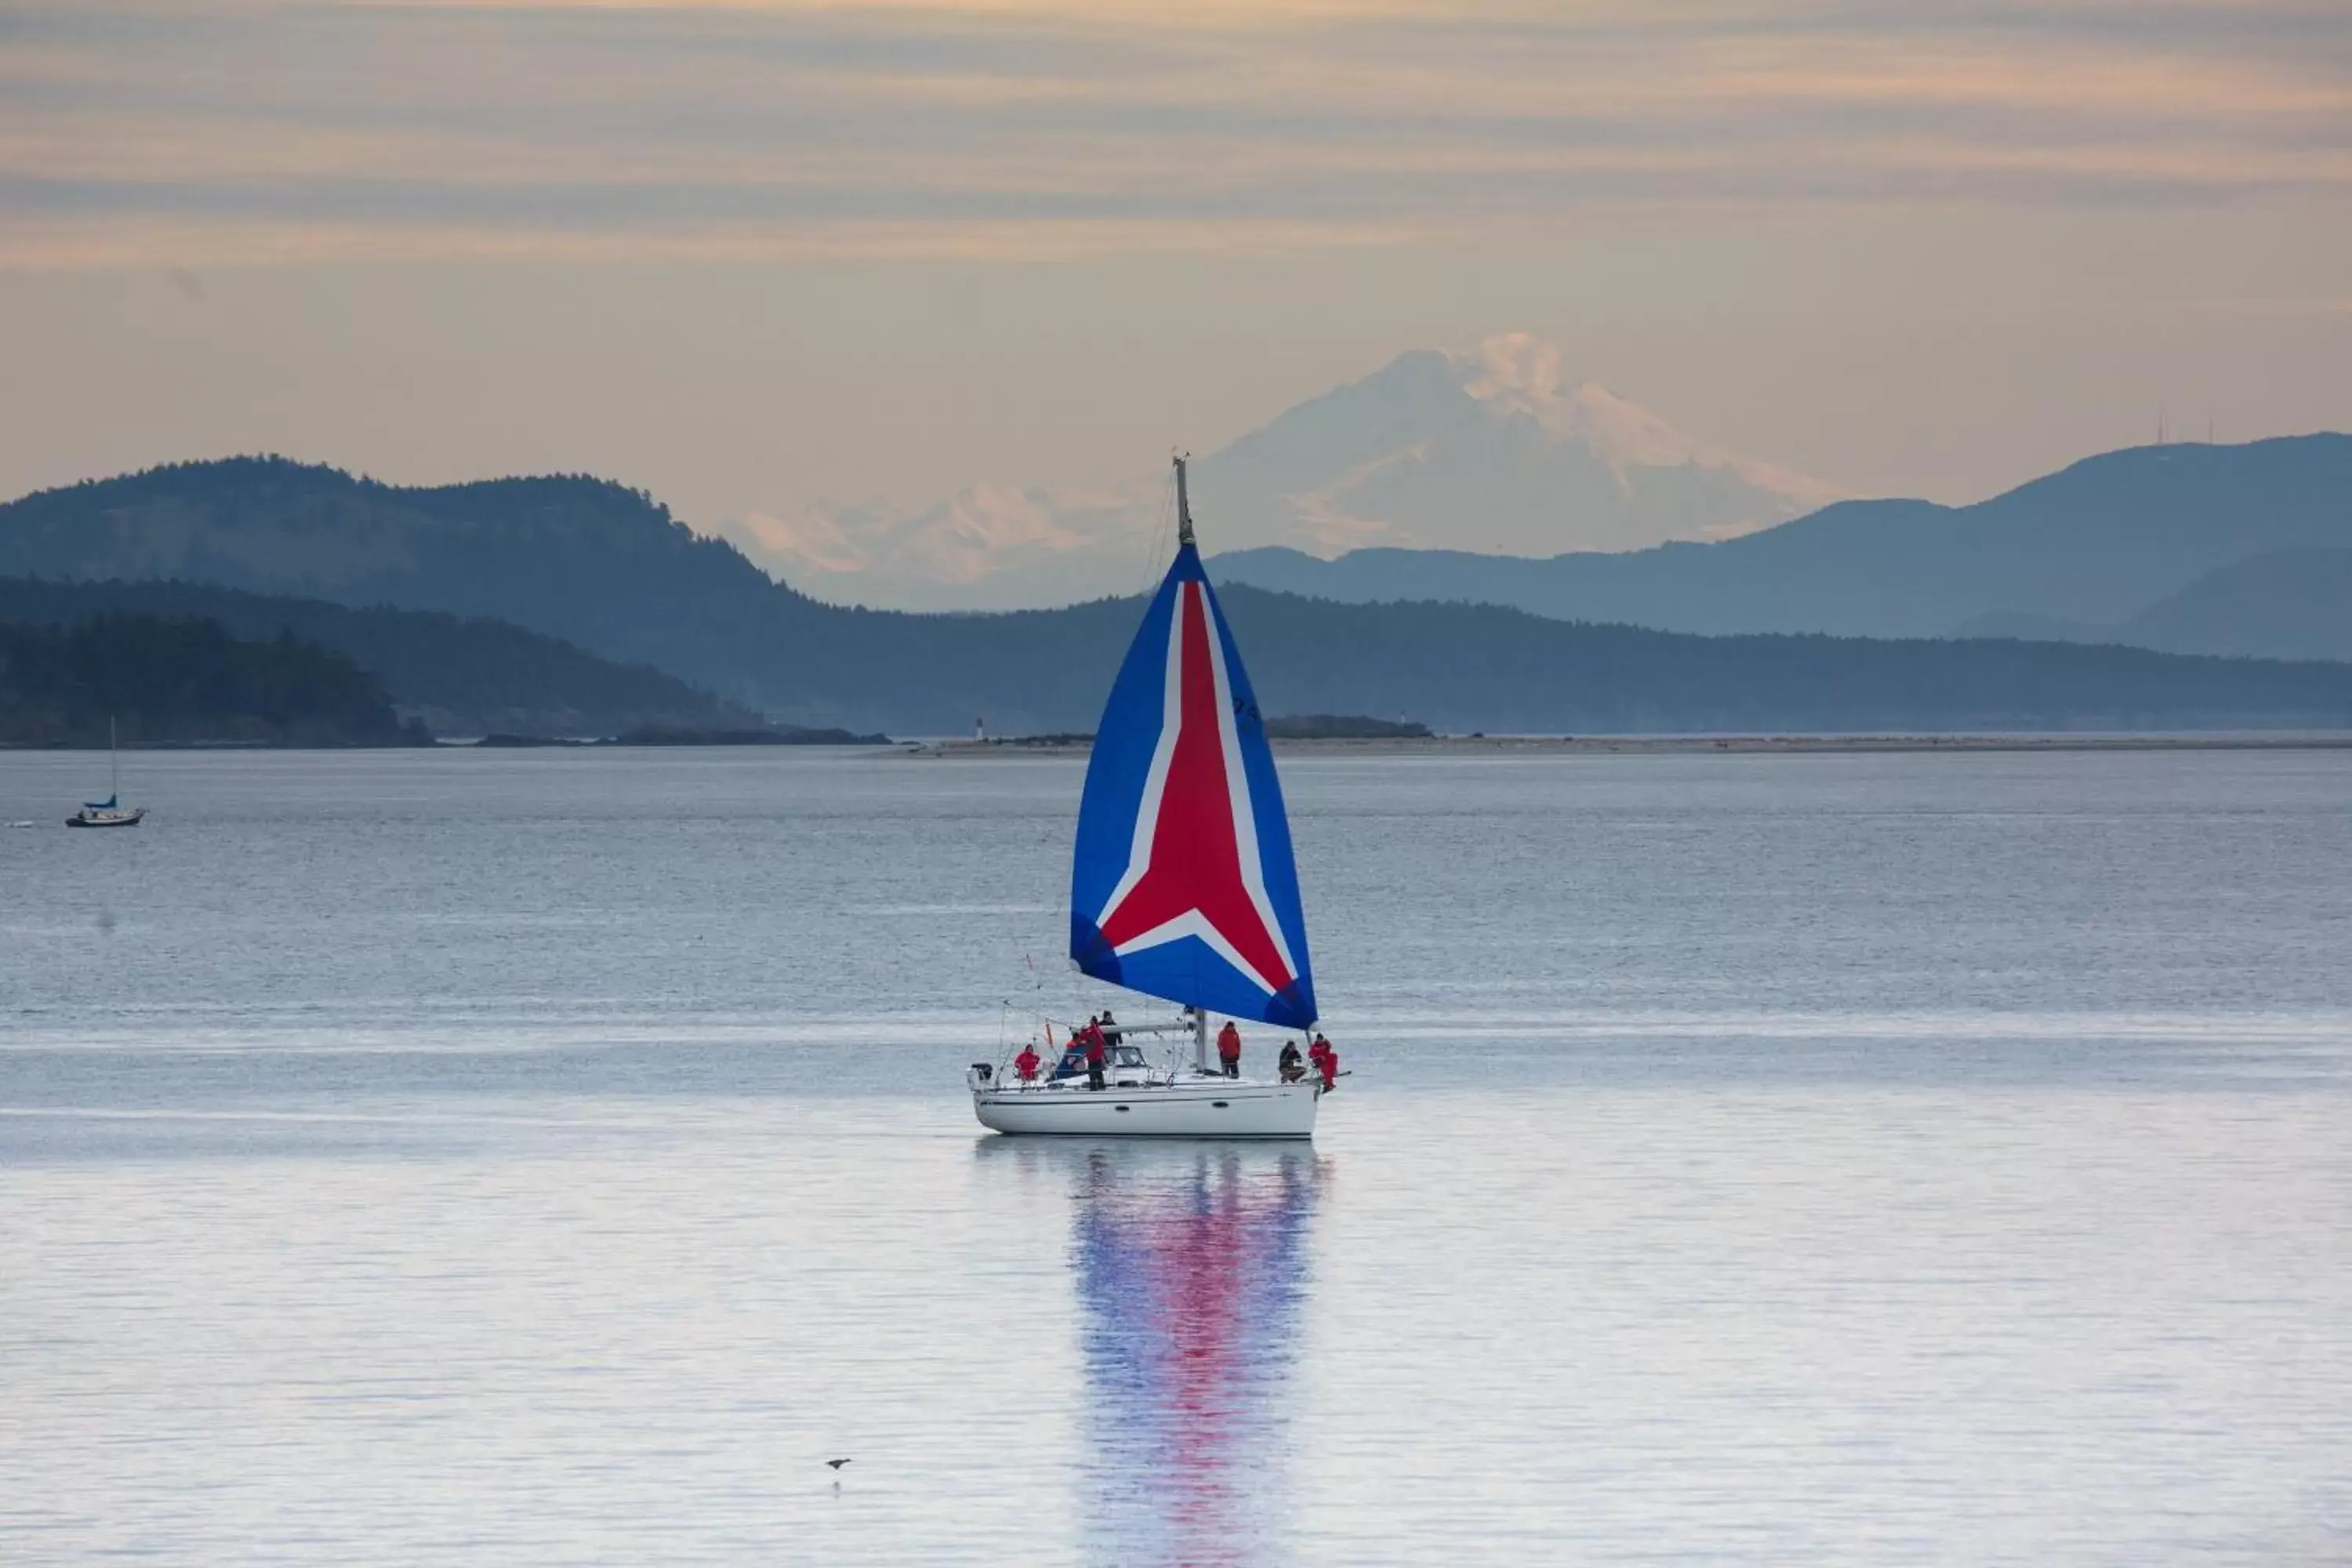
[1136,459,1178,597]
[1143,466,1167,592]
[1004,996,1078,1025]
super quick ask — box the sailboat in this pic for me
[969,456,1324,1138]
[67,718,146,828]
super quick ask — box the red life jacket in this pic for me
[1084,1026,1106,1064]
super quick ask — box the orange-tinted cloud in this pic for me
[2,0,2345,267]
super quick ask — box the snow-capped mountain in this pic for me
[714,482,1171,612]
[711,334,1843,609]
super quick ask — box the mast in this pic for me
[1175,456,1212,1074]
[110,716,118,799]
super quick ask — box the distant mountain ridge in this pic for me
[1211,435,2352,644]
[716,334,1838,609]
[0,457,803,713]
[9,456,2352,735]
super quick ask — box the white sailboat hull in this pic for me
[971,1075,1318,1138]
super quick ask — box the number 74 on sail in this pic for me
[969,456,1335,1138]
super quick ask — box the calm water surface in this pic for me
[3,748,2349,1564]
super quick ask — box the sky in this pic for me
[2,0,2347,536]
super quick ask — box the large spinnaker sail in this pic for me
[1070,542,1318,1029]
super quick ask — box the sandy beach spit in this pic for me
[895,732,2352,759]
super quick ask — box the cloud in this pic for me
[2,0,2346,266]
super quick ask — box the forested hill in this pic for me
[0,576,762,738]
[0,615,426,746]
[1217,593,2352,733]
[9,457,2352,735]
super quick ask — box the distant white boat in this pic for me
[969,457,1328,1139]
[67,718,146,829]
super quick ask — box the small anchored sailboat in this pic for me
[67,718,146,829]
[970,457,1325,1138]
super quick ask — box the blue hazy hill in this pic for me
[1212,435,2352,641]
[1958,547,2352,662]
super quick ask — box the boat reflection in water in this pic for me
[988,1139,1324,1566]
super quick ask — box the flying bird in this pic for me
[826,1458,851,1471]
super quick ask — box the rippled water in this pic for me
[5,748,2350,1563]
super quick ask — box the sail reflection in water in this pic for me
[993,1141,1323,1565]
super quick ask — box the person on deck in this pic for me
[1084,1021,1108,1091]
[1217,1019,1243,1079]
[1099,1009,1120,1047]
[1311,1033,1339,1091]
[1053,1017,1095,1080]
[1278,1039,1305,1083]
[1014,1041,1042,1083]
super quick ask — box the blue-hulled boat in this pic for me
[67,720,146,828]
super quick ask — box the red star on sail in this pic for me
[1096,582,1296,996]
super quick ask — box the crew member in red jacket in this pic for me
[1309,1033,1338,1091]
[1084,1020,1108,1091]
[1014,1040,1042,1083]
[1216,1018,1243,1079]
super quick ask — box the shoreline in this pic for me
[905,731,2352,759]
[12,731,2352,757]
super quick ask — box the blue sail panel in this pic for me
[1070,543,1317,1029]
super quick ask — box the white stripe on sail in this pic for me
[1199,586,1301,987]
[1109,909,1280,998]
[1095,581,1189,928]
